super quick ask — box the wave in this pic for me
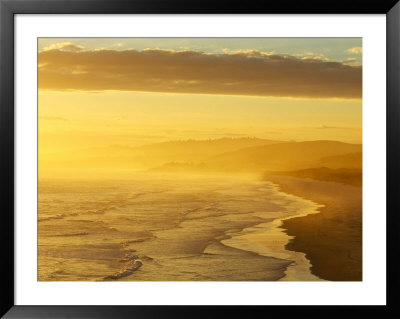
[221,181,324,281]
[102,252,143,281]
[53,232,90,237]
[39,177,323,281]
[38,214,66,222]
[39,207,112,223]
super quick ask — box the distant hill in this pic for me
[148,140,362,173]
[318,152,362,169]
[39,137,283,169]
[206,140,362,172]
[40,138,363,178]
[136,137,282,159]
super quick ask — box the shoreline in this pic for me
[221,182,324,281]
[264,175,362,281]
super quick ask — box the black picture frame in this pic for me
[1,0,399,318]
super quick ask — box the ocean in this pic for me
[38,173,321,281]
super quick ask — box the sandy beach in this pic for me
[264,175,362,281]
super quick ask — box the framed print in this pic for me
[1,0,399,318]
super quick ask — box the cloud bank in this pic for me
[38,48,362,99]
[346,47,362,54]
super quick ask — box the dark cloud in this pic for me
[38,48,362,99]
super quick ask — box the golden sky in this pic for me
[38,38,362,154]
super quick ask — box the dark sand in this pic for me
[264,175,362,281]
[271,167,362,187]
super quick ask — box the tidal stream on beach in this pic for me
[38,174,322,281]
